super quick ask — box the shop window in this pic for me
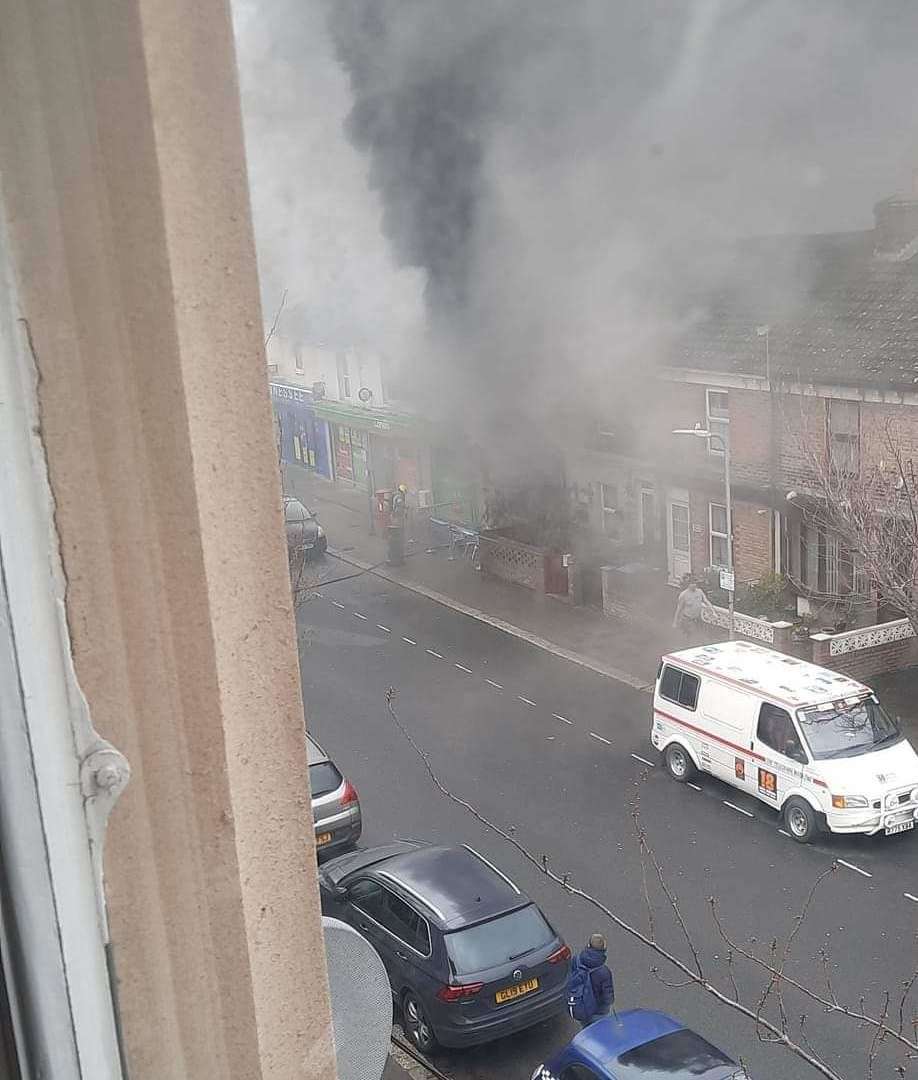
[709,502,728,568]
[705,389,729,455]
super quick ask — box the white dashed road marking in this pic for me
[589,732,611,745]
[687,782,702,792]
[723,801,755,818]
[630,754,656,768]
[553,714,573,726]
[778,829,791,838]
[905,893,918,904]
[837,858,872,879]
[377,624,391,632]
[331,601,346,609]
[485,679,503,690]
[353,612,368,620]
[517,695,537,707]
[402,637,417,645]
[426,649,445,660]
[454,663,473,674]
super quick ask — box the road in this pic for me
[299,557,918,1080]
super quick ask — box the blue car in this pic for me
[532,1009,750,1079]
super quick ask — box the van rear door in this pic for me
[696,680,759,789]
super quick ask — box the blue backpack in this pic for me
[567,956,598,1022]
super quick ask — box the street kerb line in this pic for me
[630,753,656,767]
[589,732,611,745]
[326,548,654,693]
[723,800,755,818]
[836,858,872,879]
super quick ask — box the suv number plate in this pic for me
[495,978,539,1004]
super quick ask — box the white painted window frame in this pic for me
[0,212,124,1078]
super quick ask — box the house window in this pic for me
[336,354,351,399]
[827,400,859,475]
[824,534,840,595]
[705,389,729,455]
[709,502,729,568]
[601,483,619,539]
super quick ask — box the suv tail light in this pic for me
[548,944,571,965]
[436,982,483,1003]
[339,779,359,807]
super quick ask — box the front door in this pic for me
[666,495,691,585]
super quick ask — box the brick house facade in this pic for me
[566,182,918,627]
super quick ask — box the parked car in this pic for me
[532,1010,750,1079]
[284,496,328,557]
[318,840,571,1052]
[307,733,361,857]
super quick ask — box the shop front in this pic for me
[270,381,332,479]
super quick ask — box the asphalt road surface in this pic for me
[299,559,918,1080]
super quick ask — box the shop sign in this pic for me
[270,382,310,404]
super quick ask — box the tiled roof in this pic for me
[673,230,918,390]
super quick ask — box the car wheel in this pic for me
[402,990,438,1055]
[784,797,817,843]
[664,743,695,783]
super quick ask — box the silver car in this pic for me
[307,733,362,857]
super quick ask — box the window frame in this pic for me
[600,483,619,539]
[658,665,700,711]
[708,501,729,569]
[826,399,860,477]
[347,877,432,958]
[705,388,729,457]
[756,702,808,764]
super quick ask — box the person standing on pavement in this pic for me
[568,933,615,1028]
[672,579,715,643]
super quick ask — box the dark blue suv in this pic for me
[318,841,571,1052]
[533,1010,750,1079]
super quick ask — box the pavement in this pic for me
[284,466,680,691]
[296,526,918,1080]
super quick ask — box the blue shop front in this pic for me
[270,381,332,479]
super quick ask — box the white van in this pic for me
[651,640,918,842]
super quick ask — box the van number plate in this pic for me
[885,820,914,836]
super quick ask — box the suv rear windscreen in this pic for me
[309,761,343,799]
[445,904,554,974]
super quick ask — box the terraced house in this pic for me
[568,181,918,671]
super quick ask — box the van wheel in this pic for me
[784,797,817,843]
[664,743,695,783]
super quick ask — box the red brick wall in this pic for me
[732,500,773,582]
[813,634,918,681]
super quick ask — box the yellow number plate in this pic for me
[495,977,539,1004]
[316,832,333,847]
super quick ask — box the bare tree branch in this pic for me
[264,287,288,349]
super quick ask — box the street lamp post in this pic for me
[672,424,734,639]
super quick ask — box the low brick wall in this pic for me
[811,619,918,681]
[479,530,549,593]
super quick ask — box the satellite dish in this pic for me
[322,917,391,1080]
[358,386,373,403]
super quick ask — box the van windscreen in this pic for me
[798,697,901,760]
